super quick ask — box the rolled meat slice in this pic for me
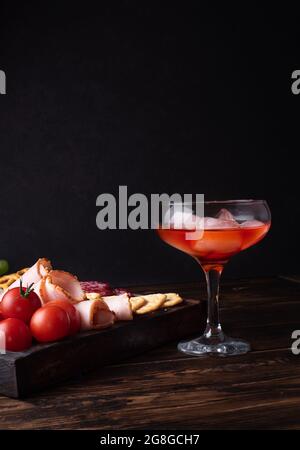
[1,258,52,298]
[36,270,85,304]
[102,293,133,321]
[47,270,84,302]
[74,299,115,331]
[33,277,45,301]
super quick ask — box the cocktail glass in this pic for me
[157,199,271,356]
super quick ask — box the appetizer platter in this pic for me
[0,259,205,398]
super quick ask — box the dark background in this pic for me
[0,3,299,286]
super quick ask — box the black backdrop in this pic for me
[0,3,299,286]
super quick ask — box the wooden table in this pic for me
[0,276,299,430]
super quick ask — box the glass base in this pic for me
[178,335,250,357]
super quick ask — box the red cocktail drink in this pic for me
[157,222,270,267]
[156,200,271,356]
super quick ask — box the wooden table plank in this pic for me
[0,276,300,429]
[0,348,299,429]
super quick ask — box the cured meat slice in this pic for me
[2,258,52,296]
[80,281,114,296]
[102,294,133,321]
[33,277,45,301]
[38,270,85,304]
[80,281,132,297]
[48,271,84,302]
[74,299,115,330]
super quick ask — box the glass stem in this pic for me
[203,266,224,342]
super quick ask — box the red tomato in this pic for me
[0,318,32,352]
[1,284,41,323]
[47,300,81,335]
[30,305,70,343]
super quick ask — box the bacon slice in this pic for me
[37,270,85,305]
[74,299,115,331]
[102,294,133,321]
[33,277,45,301]
[48,270,84,302]
[2,258,52,296]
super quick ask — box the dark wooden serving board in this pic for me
[0,299,205,398]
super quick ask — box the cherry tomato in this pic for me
[1,283,41,323]
[30,305,70,343]
[47,300,81,335]
[0,318,32,352]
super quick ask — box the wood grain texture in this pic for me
[0,276,299,429]
[0,300,205,398]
